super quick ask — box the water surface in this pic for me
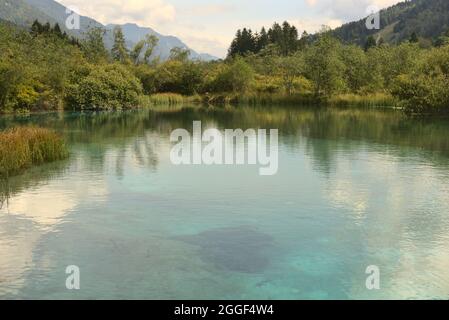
[1,105,449,299]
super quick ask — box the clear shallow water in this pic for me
[1,105,449,300]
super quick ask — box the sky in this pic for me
[56,0,403,58]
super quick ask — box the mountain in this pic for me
[106,23,214,61]
[0,0,217,61]
[0,0,56,27]
[333,0,449,46]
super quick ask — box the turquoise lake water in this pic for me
[1,105,449,299]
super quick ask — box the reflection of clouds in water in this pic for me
[0,131,165,296]
[2,107,449,299]
[0,215,40,296]
[327,183,368,217]
[322,151,449,299]
[323,155,371,218]
[0,161,108,296]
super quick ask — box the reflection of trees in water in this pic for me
[153,105,449,174]
[2,105,449,184]
[2,106,449,299]
[22,111,161,177]
[299,108,449,175]
[113,133,160,180]
[133,135,159,169]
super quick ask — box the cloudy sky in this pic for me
[56,0,402,57]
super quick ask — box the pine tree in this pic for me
[364,36,377,51]
[268,22,283,46]
[43,22,51,33]
[281,21,298,55]
[256,27,269,52]
[227,28,257,57]
[31,20,43,36]
[52,23,62,37]
[111,26,129,63]
[228,29,242,57]
[241,28,256,54]
[298,31,310,50]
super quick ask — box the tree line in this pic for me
[228,21,309,57]
[31,20,80,46]
[1,19,448,116]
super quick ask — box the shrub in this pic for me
[153,60,204,95]
[392,74,449,115]
[66,64,143,110]
[210,58,255,94]
[391,46,449,115]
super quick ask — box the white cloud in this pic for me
[297,17,343,32]
[305,0,318,6]
[55,0,403,58]
[184,4,236,17]
[58,0,230,56]
[58,0,176,26]
[305,0,401,21]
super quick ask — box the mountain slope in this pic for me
[24,0,103,36]
[0,0,217,61]
[106,23,212,61]
[0,0,56,27]
[333,0,449,45]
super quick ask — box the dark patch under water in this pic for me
[177,226,274,273]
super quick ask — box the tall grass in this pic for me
[148,93,201,105]
[147,92,396,108]
[203,92,395,107]
[229,93,320,106]
[328,93,396,107]
[0,127,69,177]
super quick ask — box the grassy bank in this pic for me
[0,127,69,177]
[148,93,202,106]
[327,93,396,107]
[149,92,396,108]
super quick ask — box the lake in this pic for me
[1,105,449,299]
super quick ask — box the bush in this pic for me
[391,46,449,115]
[254,75,283,93]
[156,60,203,95]
[392,74,449,115]
[209,58,255,93]
[0,127,69,177]
[66,64,143,110]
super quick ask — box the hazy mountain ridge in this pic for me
[0,0,217,61]
[0,0,57,27]
[106,23,215,61]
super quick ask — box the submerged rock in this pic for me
[176,226,274,273]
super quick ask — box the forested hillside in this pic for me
[227,0,449,58]
[333,0,449,46]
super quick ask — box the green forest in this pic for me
[333,0,449,47]
[1,19,449,116]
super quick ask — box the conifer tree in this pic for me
[111,26,129,63]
